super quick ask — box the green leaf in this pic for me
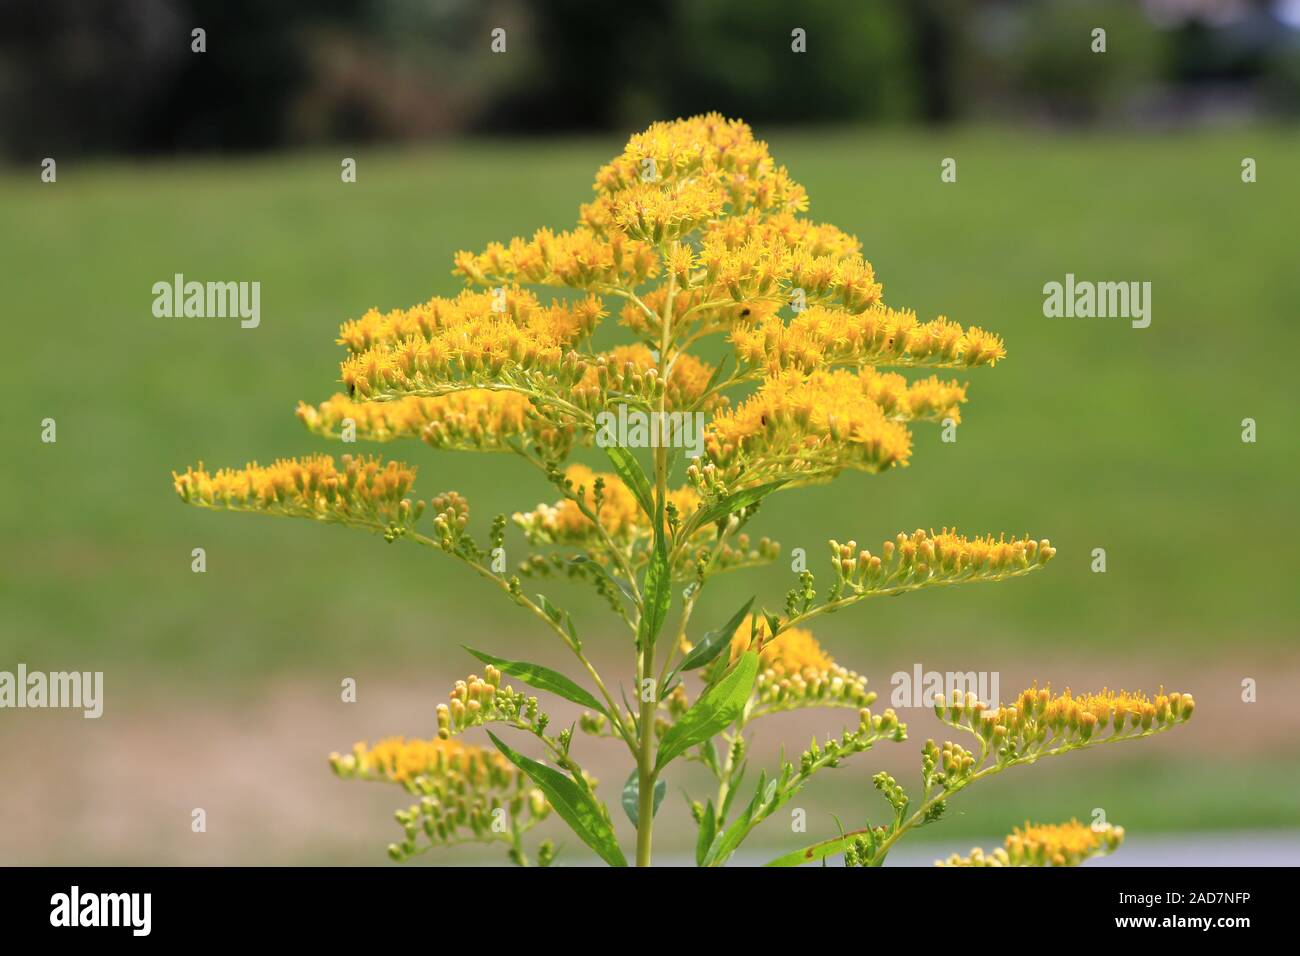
[703,772,777,867]
[603,446,655,518]
[720,761,746,820]
[669,596,754,684]
[655,651,759,771]
[689,479,788,530]
[486,731,627,867]
[619,683,639,736]
[565,555,634,601]
[763,609,783,640]
[621,770,666,827]
[637,536,671,653]
[463,646,605,715]
[537,594,564,626]
[695,798,717,867]
[762,830,866,868]
[699,737,722,777]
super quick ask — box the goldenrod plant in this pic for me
[174,115,1192,867]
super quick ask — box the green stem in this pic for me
[636,641,658,867]
[634,241,680,867]
[713,730,742,820]
[871,722,1180,864]
[773,564,1045,638]
[406,530,637,753]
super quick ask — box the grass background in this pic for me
[2,127,1297,862]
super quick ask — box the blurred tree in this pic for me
[668,0,916,126]
[477,0,917,132]
[1,0,1294,159]
[0,0,365,158]
[1014,1,1166,122]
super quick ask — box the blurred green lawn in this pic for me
[3,126,1295,675]
[2,127,1298,854]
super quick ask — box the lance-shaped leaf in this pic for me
[637,535,672,653]
[655,651,758,771]
[694,798,717,867]
[703,773,779,867]
[687,478,788,531]
[537,593,564,626]
[763,828,871,867]
[487,731,627,867]
[464,645,606,715]
[566,554,635,602]
[665,596,754,690]
[603,446,655,518]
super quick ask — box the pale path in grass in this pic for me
[0,652,1295,865]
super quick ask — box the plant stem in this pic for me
[636,404,669,865]
[636,641,657,867]
[634,240,679,867]
[405,529,638,752]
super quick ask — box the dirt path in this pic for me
[1,650,1295,864]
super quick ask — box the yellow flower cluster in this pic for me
[335,287,601,355]
[332,735,551,862]
[730,616,831,672]
[453,227,660,291]
[831,528,1056,593]
[860,370,967,424]
[706,210,863,261]
[728,617,875,713]
[703,369,914,480]
[433,665,552,741]
[336,287,603,401]
[616,214,869,343]
[591,112,808,218]
[578,344,722,412]
[618,285,777,340]
[937,683,1195,748]
[609,180,726,243]
[922,738,977,789]
[330,735,512,787]
[700,238,881,314]
[438,665,504,738]
[295,390,576,456]
[513,463,701,544]
[731,305,1006,374]
[173,454,421,532]
[937,820,1125,867]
